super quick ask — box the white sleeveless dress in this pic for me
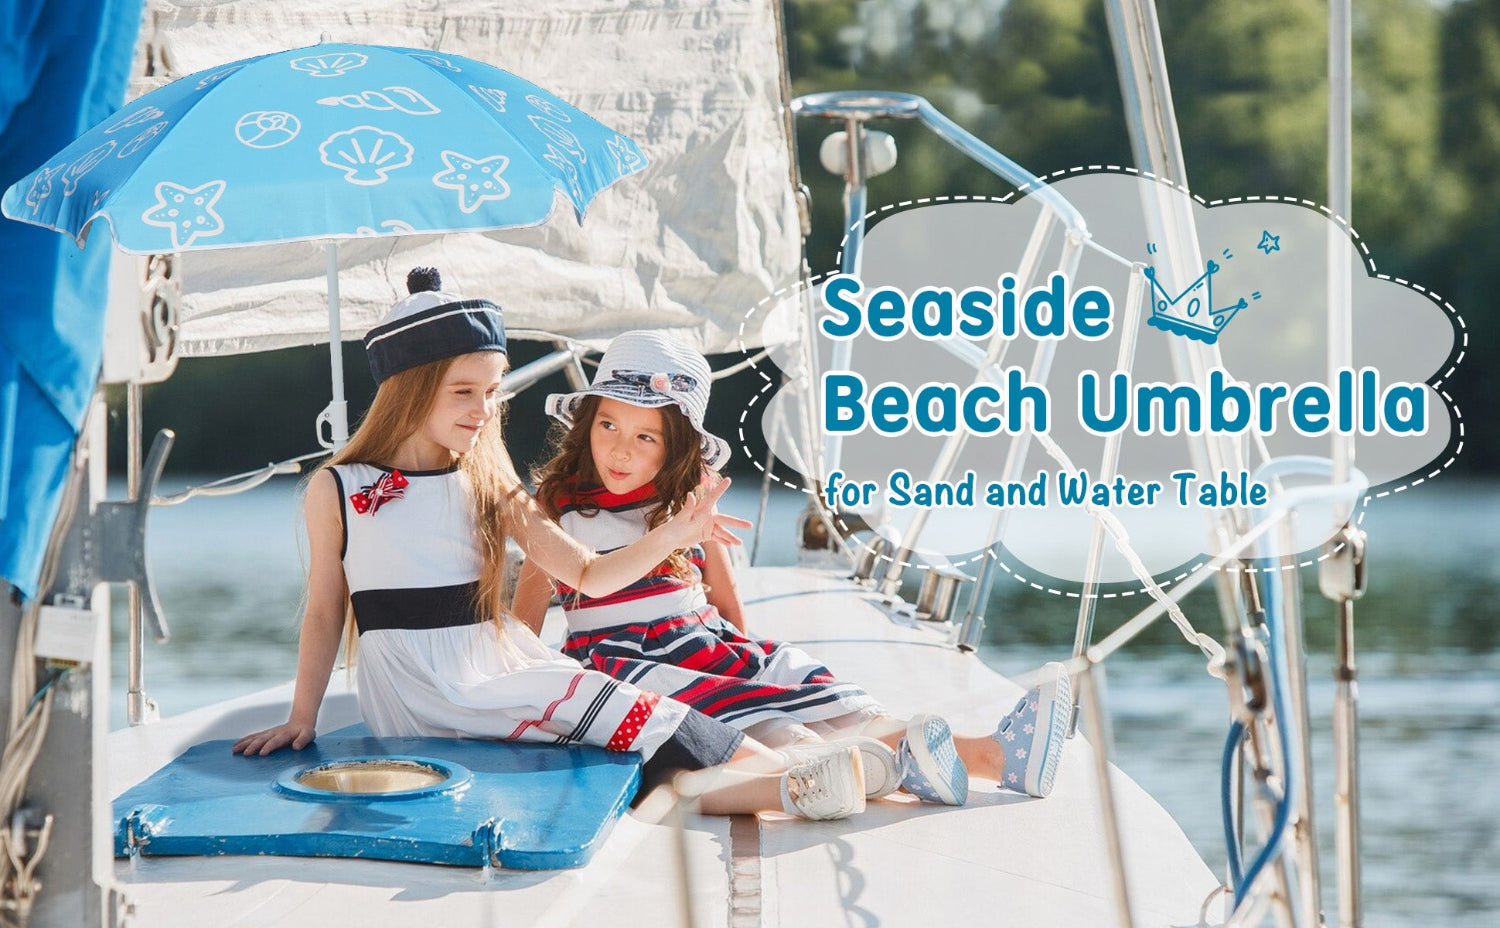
[330,462,689,758]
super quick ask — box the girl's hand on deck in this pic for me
[669,476,752,548]
[232,722,317,756]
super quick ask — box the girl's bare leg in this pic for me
[814,712,904,754]
[674,737,787,815]
[827,714,1008,782]
[675,736,874,816]
[693,769,786,815]
[743,718,823,750]
[952,734,1005,782]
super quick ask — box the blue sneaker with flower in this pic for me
[994,661,1071,798]
[896,714,968,805]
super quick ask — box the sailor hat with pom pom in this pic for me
[363,267,507,384]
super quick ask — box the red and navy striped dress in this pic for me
[556,483,880,730]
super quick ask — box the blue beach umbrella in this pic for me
[1,41,648,442]
[2,42,647,250]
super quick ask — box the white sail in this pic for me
[132,0,803,356]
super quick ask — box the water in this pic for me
[114,475,1500,925]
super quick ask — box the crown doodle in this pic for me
[1144,260,1248,344]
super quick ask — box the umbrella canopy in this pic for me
[1,41,647,252]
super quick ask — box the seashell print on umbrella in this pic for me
[1,42,649,254]
[1,40,650,449]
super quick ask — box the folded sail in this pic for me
[134,0,803,355]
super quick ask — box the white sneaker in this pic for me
[782,744,866,820]
[784,737,900,800]
[852,737,901,799]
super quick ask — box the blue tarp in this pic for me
[0,0,142,598]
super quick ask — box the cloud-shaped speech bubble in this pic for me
[749,171,1461,587]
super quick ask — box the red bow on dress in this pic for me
[349,469,408,515]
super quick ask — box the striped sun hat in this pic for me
[545,330,732,470]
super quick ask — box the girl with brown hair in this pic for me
[520,331,1074,805]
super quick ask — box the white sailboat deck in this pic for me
[108,565,1219,927]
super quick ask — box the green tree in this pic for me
[786,0,1047,273]
[979,0,1131,172]
[1157,0,1328,198]
[1430,0,1500,471]
[787,0,1462,271]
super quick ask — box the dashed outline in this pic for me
[726,164,1467,599]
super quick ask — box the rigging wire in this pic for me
[1032,429,1226,667]
[1233,549,1295,910]
[1224,455,1364,913]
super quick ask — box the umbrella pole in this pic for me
[319,241,350,448]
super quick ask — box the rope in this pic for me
[0,417,89,924]
[154,449,326,506]
[1031,430,1226,667]
[1221,719,1247,889]
[0,677,58,928]
[1232,528,1298,911]
[1,612,63,925]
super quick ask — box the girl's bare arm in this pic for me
[233,470,348,755]
[504,476,750,599]
[510,558,556,636]
[701,540,748,633]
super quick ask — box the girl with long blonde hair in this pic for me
[232,269,867,821]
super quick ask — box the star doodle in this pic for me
[141,179,227,249]
[431,151,511,213]
[1258,230,1281,254]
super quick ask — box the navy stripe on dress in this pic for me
[557,483,881,730]
[351,582,480,634]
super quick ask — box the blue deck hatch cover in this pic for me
[113,727,642,869]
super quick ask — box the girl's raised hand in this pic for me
[232,721,317,756]
[669,476,752,548]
